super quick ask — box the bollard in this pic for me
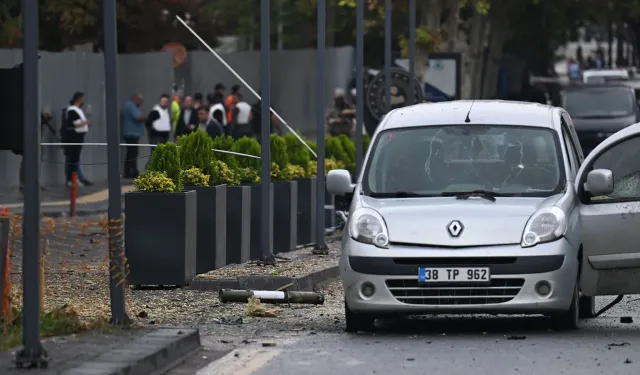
[0,213,10,327]
[70,171,77,217]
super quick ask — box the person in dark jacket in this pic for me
[145,94,172,145]
[203,106,225,139]
[174,95,199,137]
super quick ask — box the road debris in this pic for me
[262,342,277,347]
[219,289,325,305]
[247,296,280,317]
[607,342,630,348]
[620,316,633,323]
[506,335,526,340]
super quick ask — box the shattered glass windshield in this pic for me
[591,135,640,200]
[363,125,565,197]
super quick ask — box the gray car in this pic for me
[328,100,640,332]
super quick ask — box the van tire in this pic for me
[579,296,597,319]
[345,300,375,333]
[550,279,580,331]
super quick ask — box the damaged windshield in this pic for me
[363,125,565,197]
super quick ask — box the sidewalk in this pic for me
[0,181,133,216]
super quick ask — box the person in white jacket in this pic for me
[145,94,172,145]
[63,91,92,186]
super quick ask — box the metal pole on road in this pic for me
[260,0,274,263]
[315,0,327,252]
[384,0,392,113]
[355,0,364,177]
[16,0,47,367]
[409,0,416,105]
[103,0,128,325]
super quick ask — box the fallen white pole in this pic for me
[174,15,318,159]
[39,142,260,159]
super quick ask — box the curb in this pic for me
[189,265,340,291]
[59,328,201,375]
[9,203,113,218]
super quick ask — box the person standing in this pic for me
[225,84,240,125]
[208,92,227,130]
[121,93,145,179]
[199,106,224,139]
[63,91,92,187]
[193,92,203,109]
[145,94,172,145]
[175,95,198,137]
[171,95,181,135]
[230,93,253,139]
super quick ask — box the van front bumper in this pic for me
[341,239,578,316]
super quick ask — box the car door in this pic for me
[577,122,640,296]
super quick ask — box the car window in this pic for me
[563,88,634,118]
[561,129,578,177]
[364,125,565,197]
[590,135,640,202]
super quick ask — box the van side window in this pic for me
[561,113,583,163]
[560,119,579,177]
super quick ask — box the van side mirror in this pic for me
[584,169,614,196]
[327,169,355,196]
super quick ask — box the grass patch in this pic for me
[1,305,117,351]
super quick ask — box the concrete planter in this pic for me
[124,190,197,287]
[184,185,227,274]
[273,180,298,254]
[247,183,274,260]
[295,177,316,245]
[226,186,251,264]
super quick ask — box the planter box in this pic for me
[248,183,274,260]
[296,177,316,245]
[184,185,227,274]
[273,181,298,254]
[124,190,197,287]
[226,186,251,264]
[325,185,335,228]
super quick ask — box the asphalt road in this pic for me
[170,294,640,375]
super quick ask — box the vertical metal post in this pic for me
[315,0,327,251]
[103,0,128,324]
[408,0,416,105]
[260,0,273,262]
[17,0,47,366]
[355,0,364,177]
[384,0,392,112]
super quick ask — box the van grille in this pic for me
[385,278,525,305]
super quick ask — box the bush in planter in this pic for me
[338,134,356,173]
[284,133,311,176]
[237,167,260,184]
[232,137,261,170]
[133,171,177,193]
[178,129,214,172]
[209,160,240,186]
[181,167,209,187]
[147,142,182,191]
[307,158,345,177]
[211,135,238,170]
[270,134,289,171]
[325,136,350,168]
[286,164,306,180]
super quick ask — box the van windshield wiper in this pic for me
[368,191,436,198]
[441,190,500,202]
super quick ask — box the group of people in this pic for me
[119,83,282,179]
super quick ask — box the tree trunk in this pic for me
[414,0,443,87]
[481,4,509,99]
[467,12,488,99]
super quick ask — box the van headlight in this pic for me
[349,207,390,248]
[521,206,567,248]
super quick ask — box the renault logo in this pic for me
[447,220,464,237]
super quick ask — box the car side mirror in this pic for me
[327,169,355,196]
[584,169,614,196]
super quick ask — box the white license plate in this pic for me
[418,267,490,283]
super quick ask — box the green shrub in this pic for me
[147,142,182,191]
[284,133,311,175]
[178,129,214,172]
[237,167,261,184]
[232,137,261,170]
[270,134,289,178]
[133,171,177,193]
[307,159,345,177]
[338,134,356,172]
[325,136,350,166]
[211,135,238,170]
[305,137,318,154]
[181,167,209,187]
[209,160,240,186]
[307,160,317,177]
[270,162,287,181]
[286,164,306,180]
